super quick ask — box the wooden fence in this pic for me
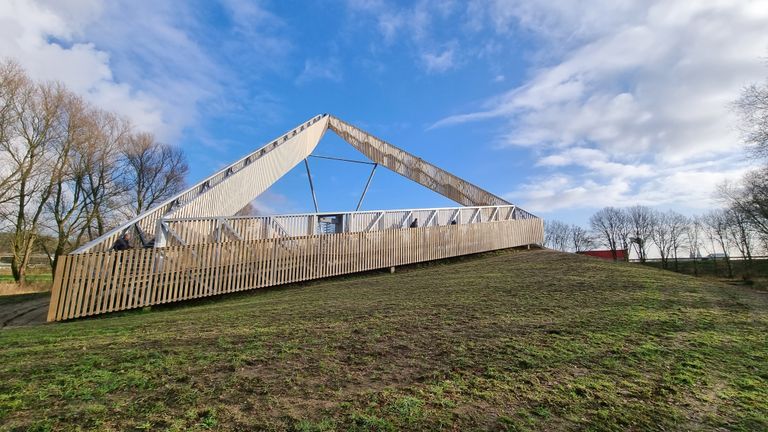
[48,218,543,321]
[160,204,534,246]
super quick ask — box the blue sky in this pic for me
[2,0,768,225]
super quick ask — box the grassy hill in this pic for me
[1,249,766,431]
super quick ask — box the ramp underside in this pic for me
[169,117,328,219]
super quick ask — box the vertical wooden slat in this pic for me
[66,254,86,320]
[180,246,194,301]
[84,253,104,317]
[57,254,77,320]
[92,252,113,315]
[106,251,125,312]
[130,248,148,308]
[75,254,96,318]
[47,255,68,322]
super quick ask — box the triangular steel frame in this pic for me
[75,114,516,253]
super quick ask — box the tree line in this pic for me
[546,70,768,278]
[0,60,189,282]
[545,206,756,277]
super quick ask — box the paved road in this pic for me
[0,295,50,329]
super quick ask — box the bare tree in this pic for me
[725,207,756,274]
[650,210,674,269]
[667,211,689,271]
[719,170,768,242]
[702,209,733,278]
[627,205,654,262]
[119,132,188,218]
[1,78,67,282]
[544,220,571,251]
[81,110,130,239]
[0,62,187,280]
[0,60,28,213]
[41,93,101,271]
[735,78,768,159]
[686,216,703,276]
[589,207,628,261]
[725,71,768,248]
[569,224,593,252]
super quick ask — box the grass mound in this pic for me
[1,249,766,431]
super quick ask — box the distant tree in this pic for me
[589,207,628,261]
[544,220,571,251]
[725,207,756,273]
[719,170,768,242]
[569,224,594,252]
[627,205,654,262]
[649,210,674,269]
[702,209,733,278]
[686,216,703,276]
[667,211,689,271]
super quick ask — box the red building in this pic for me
[577,249,628,260]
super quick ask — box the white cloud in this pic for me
[537,147,654,179]
[295,58,343,85]
[435,0,768,213]
[0,1,188,140]
[510,156,753,214]
[345,0,462,73]
[0,0,287,143]
[421,48,455,73]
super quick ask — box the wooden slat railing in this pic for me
[48,218,543,321]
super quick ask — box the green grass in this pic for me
[1,249,766,431]
[642,257,768,279]
[0,273,52,283]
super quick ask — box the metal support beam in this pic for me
[309,154,375,165]
[365,212,384,232]
[221,219,244,241]
[450,208,461,225]
[424,209,437,227]
[489,207,499,222]
[470,208,481,224]
[400,211,414,228]
[304,158,319,213]
[355,163,378,211]
[157,221,188,247]
[271,218,291,238]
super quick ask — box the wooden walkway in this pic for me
[48,218,543,321]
